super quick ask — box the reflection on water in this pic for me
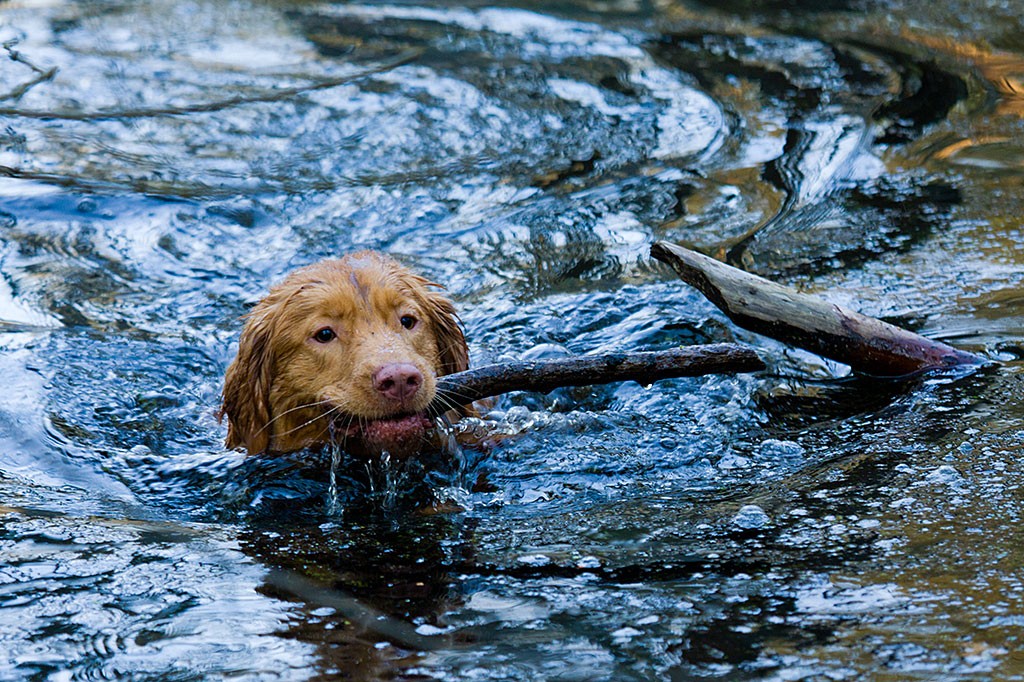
[0,0,1022,679]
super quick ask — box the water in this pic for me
[0,0,1022,679]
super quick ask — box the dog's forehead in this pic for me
[345,260,381,299]
[343,257,406,294]
[304,258,415,313]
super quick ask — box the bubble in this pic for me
[732,505,771,530]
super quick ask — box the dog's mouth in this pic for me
[332,411,435,458]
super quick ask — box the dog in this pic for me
[221,252,470,459]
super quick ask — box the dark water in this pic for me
[1,0,1022,679]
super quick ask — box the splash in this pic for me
[327,440,345,517]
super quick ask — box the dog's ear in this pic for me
[220,303,277,454]
[428,290,470,376]
[413,280,469,376]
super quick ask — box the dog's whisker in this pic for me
[434,381,477,404]
[330,412,357,449]
[272,404,345,440]
[433,394,460,416]
[254,399,333,438]
[434,387,472,413]
[436,385,470,403]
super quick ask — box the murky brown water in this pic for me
[0,0,1022,679]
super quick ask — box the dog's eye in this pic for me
[313,327,336,343]
[400,314,417,330]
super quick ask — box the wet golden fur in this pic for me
[220,252,469,456]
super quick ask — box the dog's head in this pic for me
[221,252,469,457]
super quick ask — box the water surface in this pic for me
[0,0,1022,679]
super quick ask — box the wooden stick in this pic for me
[428,344,764,415]
[650,241,983,376]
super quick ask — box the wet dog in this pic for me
[220,252,469,458]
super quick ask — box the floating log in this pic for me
[650,240,983,376]
[428,343,764,416]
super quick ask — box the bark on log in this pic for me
[650,241,983,376]
[428,343,764,416]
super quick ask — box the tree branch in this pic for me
[0,49,420,121]
[650,240,983,376]
[428,343,764,416]
[1,40,59,102]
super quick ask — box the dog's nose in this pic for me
[373,363,423,404]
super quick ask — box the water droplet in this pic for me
[327,441,344,516]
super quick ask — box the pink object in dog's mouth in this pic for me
[338,412,434,458]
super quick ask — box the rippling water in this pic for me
[1,0,1022,679]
